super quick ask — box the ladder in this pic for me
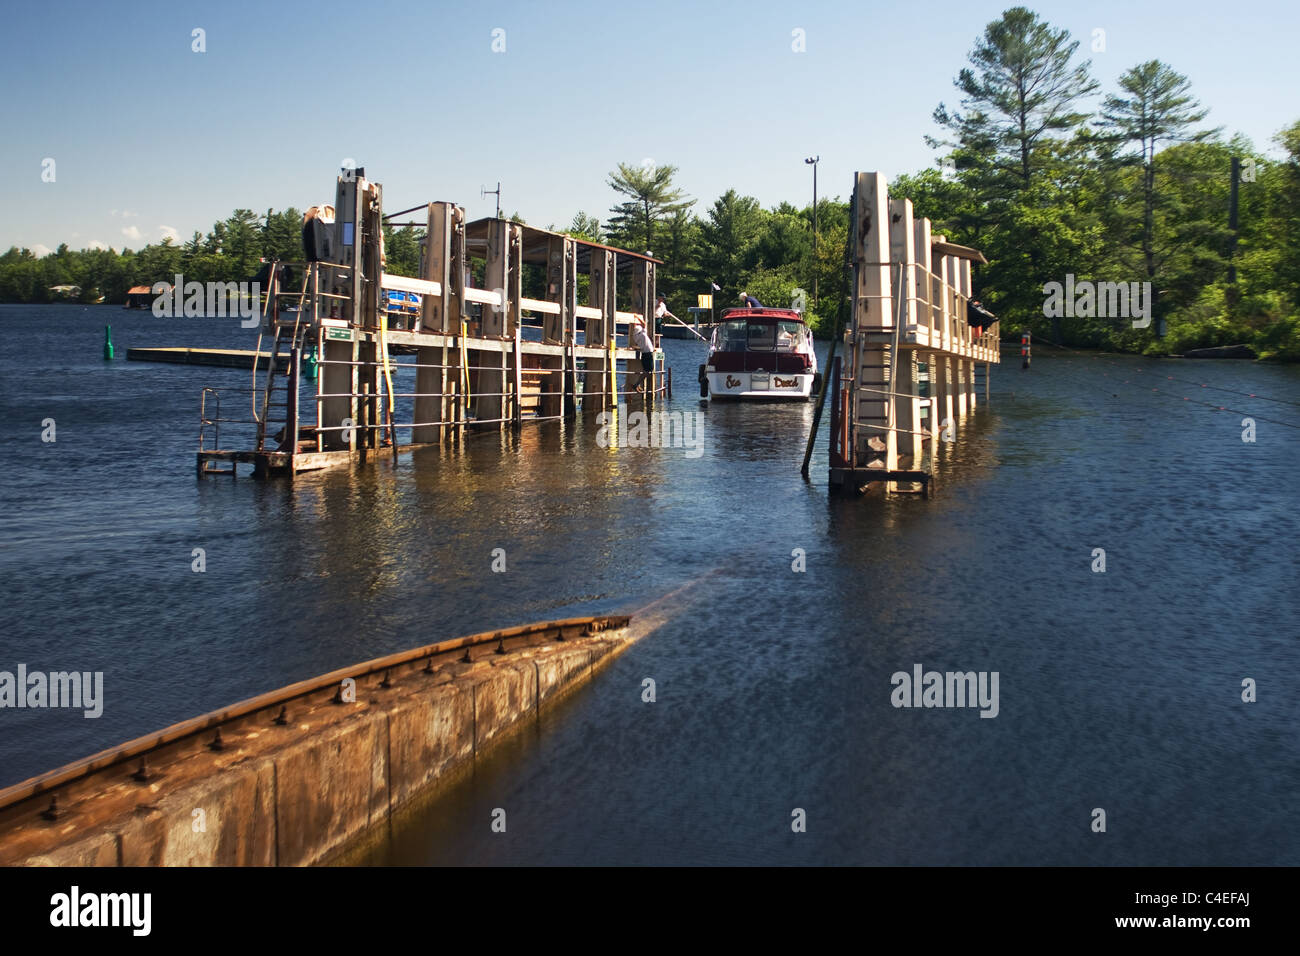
[256,264,313,453]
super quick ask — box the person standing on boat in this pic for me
[628,316,656,393]
[740,291,764,308]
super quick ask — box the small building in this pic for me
[125,284,165,309]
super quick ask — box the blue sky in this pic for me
[2,0,1297,254]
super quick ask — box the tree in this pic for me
[605,162,693,254]
[929,9,1101,342]
[223,209,263,277]
[932,7,1099,197]
[697,190,764,301]
[566,211,602,242]
[382,224,423,277]
[1097,60,1213,333]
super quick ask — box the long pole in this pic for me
[668,315,708,342]
[801,198,849,479]
[806,156,820,311]
[812,162,818,310]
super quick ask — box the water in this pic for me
[1,303,1297,865]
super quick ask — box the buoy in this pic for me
[305,347,318,382]
[1020,330,1030,370]
[103,325,114,361]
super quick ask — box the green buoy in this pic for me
[103,324,114,361]
[305,347,318,382]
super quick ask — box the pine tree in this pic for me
[606,163,693,255]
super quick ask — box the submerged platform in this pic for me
[128,347,288,371]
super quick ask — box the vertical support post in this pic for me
[283,345,300,456]
[888,198,921,472]
[955,357,969,419]
[415,202,456,443]
[913,216,934,346]
[563,240,577,419]
[476,219,508,426]
[958,258,975,413]
[934,353,953,444]
[586,249,614,406]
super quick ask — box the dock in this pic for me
[196,167,671,478]
[827,171,1001,495]
[128,347,288,371]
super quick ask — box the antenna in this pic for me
[481,182,501,219]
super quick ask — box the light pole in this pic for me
[805,156,819,311]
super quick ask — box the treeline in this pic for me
[5,7,1298,359]
[0,209,304,306]
[578,8,1300,358]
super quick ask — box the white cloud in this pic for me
[121,225,143,242]
[88,240,108,250]
[31,243,53,258]
[159,225,180,243]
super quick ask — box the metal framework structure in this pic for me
[828,172,1001,495]
[198,169,669,477]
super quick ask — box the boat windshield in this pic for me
[716,318,806,351]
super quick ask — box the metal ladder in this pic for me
[256,264,312,453]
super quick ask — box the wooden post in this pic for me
[933,353,953,443]
[563,241,577,419]
[475,220,508,426]
[414,202,457,444]
[586,249,614,406]
[626,258,651,395]
[913,216,934,346]
[509,224,523,428]
[889,198,921,471]
[647,261,658,396]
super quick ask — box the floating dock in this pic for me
[128,347,288,371]
[197,167,671,478]
[827,171,1001,495]
[0,615,633,866]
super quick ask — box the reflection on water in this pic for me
[2,306,1298,864]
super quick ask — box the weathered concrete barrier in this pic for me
[0,616,631,866]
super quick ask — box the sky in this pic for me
[2,0,1297,255]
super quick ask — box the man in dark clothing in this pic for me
[740,291,764,308]
[967,299,997,326]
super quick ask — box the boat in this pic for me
[698,307,820,400]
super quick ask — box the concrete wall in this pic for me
[6,630,629,867]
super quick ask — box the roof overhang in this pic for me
[931,240,988,266]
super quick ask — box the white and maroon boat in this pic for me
[698,307,821,400]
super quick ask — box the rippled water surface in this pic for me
[1,304,1297,865]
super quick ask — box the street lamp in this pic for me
[805,156,819,311]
